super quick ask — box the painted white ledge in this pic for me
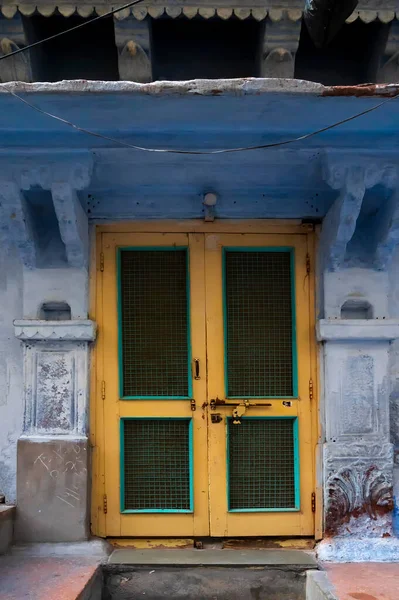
[317,319,399,341]
[13,320,96,341]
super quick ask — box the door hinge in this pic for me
[100,252,104,272]
[103,494,108,514]
[309,378,314,401]
[311,492,316,513]
[306,253,311,275]
[101,380,106,400]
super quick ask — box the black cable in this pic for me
[0,0,147,62]
[6,87,399,155]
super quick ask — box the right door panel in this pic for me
[205,233,314,537]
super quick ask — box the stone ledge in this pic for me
[13,320,96,341]
[317,319,399,341]
[316,537,399,562]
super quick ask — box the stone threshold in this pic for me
[107,547,318,568]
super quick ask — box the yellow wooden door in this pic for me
[101,232,209,537]
[204,233,314,537]
[96,227,314,538]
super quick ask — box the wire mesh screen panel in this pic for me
[225,250,294,397]
[123,419,192,511]
[120,249,189,397]
[228,418,297,510]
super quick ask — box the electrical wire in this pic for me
[5,87,399,155]
[0,0,147,62]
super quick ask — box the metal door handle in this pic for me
[193,358,200,380]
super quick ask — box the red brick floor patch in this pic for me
[324,563,399,600]
[0,556,100,600]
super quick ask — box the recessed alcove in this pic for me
[341,299,373,320]
[39,302,71,321]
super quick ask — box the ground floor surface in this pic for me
[1,545,399,600]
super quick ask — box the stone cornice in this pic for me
[317,319,399,342]
[14,320,97,341]
[0,3,397,23]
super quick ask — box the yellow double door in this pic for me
[97,229,315,538]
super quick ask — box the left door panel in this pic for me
[101,232,209,537]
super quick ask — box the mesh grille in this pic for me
[120,250,189,397]
[228,418,296,510]
[225,251,293,397]
[123,419,191,511]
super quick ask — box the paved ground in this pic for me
[0,556,100,600]
[324,563,399,600]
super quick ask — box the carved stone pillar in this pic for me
[318,321,399,539]
[261,16,301,78]
[14,320,96,542]
[114,15,152,82]
[317,155,399,560]
[0,14,32,82]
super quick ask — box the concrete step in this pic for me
[103,549,318,600]
[0,555,102,600]
[0,505,15,555]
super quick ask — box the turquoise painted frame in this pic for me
[120,417,194,513]
[222,247,298,399]
[226,416,300,512]
[117,247,193,400]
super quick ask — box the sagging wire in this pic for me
[0,0,147,63]
[5,87,399,155]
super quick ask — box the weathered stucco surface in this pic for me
[0,248,23,503]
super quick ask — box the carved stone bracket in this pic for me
[261,16,301,78]
[0,181,37,268]
[0,153,93,269]
[51,184,89,269]
[0,14,31,83]
[114,16,152,82]
[321,154,399,271]
[378,20,399,84]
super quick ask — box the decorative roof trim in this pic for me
[317,319,399,342]
[0,5,397,23]
[14,319,97,341]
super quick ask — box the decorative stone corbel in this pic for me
[375,189,399,270]
[321,164,366,271]
[51,183,88,269]
[321,156,399,270]
[378,20,399,84]
[0,181,36,268]
[261,16,301,78]
[0,152,93,270]
[114,16,152,82]
[0,15,32,83]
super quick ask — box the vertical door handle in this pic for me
[193,358,200,380]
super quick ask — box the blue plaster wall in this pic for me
[1,90,399,223]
